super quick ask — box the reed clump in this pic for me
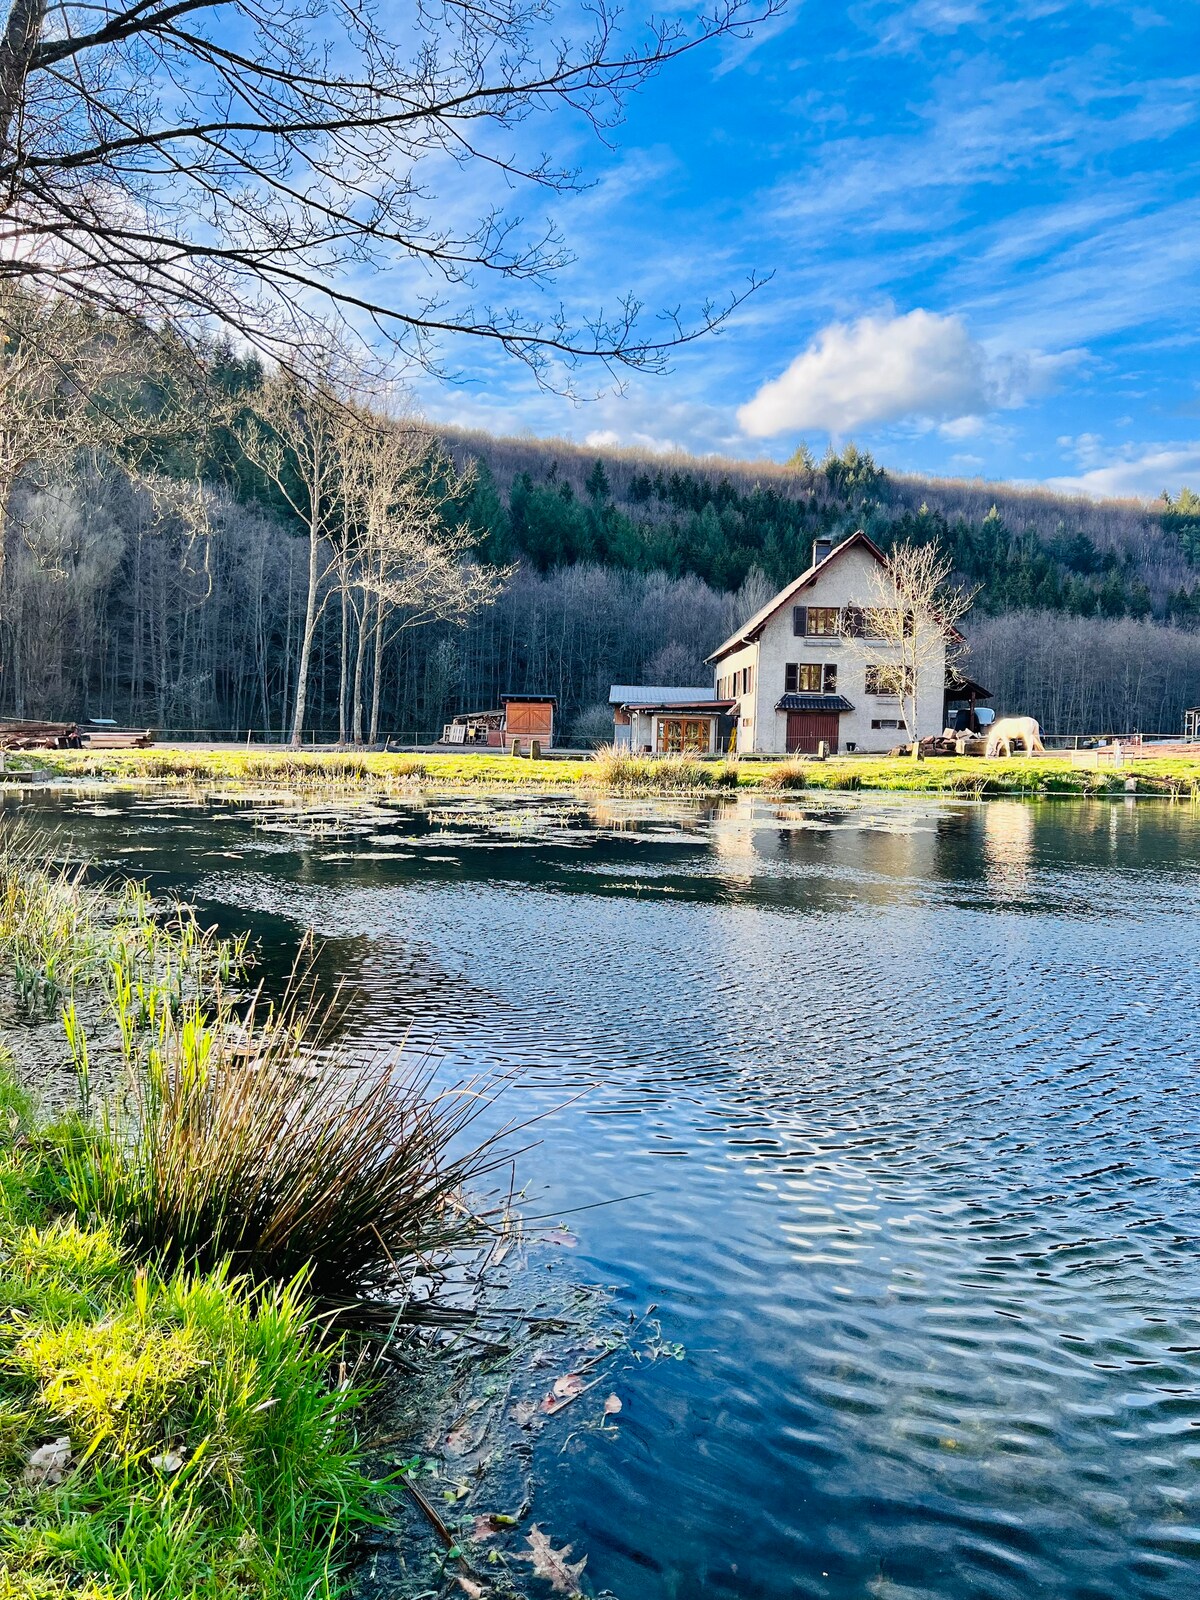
[2,828,508,1321]
[589,745,740,793]
[63,993,510,1320]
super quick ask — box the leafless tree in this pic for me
[340,413,509,743]
[855,540,979,743]
[0,0,779,378]
[235,365,348,745]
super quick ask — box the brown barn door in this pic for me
[786,712,839,754]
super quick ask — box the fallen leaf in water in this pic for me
[455,1575,485,1599]
[25,1437,71,1487]
[510,1400,541,1428]
[602,1394,622,1416]
[518,1524,588,1595]
[540,1373,587,1413]
[445,1425,473,1455]
[470,1511,518,1542]
[542,1228,577,1248]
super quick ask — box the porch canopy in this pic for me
[775,693,855,713]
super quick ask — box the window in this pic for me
[859,608,914,639]
[871,718,905,730]
[806,606,841,636]
[738,665,753,696]
[656,717,713,754]
[866,664,914,696]
[785,663,837,693]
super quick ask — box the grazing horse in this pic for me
[985,715,1046,758]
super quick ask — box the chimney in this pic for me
[812,536,833,567]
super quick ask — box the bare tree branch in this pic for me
[0,0,783,381]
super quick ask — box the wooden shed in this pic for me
[500,694,556,753]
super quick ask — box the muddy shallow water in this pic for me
[9,785,1200,1600]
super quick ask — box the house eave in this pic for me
[705,530,890,664]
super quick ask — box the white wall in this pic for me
[714,545,947,755]
[714,643,760,753]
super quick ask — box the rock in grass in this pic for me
[25,1436,71,1486]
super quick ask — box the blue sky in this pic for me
[412,0,1200,499]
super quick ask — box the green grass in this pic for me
[0,836,519,1597]
[28,740,1200,797]
[0,1086,381,1600]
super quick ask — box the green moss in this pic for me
[0,1100,379,1599]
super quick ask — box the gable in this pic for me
[706,531,889,664]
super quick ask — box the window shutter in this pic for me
[844,605,863,638]
[793,605,807,637]
[823,663,838,694]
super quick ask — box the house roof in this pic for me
[775,693,856,713]
[945,671,992,700]
[608,684,715,706]
[624,699,735,714]
[706,531,888,664]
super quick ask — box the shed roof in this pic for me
[945,671,992,700]
[624,699,735,714]
[706,531,887,664]
[608,684,715,706]
[500,693,558,705]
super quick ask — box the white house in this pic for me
[707,532,954,756]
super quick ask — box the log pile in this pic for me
[82,728,156,749]
[0,720,82,750]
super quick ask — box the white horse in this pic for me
[985,715,1046,758]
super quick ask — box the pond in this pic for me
[9,785,1200,1600]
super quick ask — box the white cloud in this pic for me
[736,308,1071,437]
[1046,440,1200,500]
[584,428,681,455]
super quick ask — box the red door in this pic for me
[786,712,839,754]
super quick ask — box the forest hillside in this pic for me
[3,322,1200,743]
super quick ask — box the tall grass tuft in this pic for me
[60,987,512,1323]
[589,745,740,793]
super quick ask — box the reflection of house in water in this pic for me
[708,799,942,906]
[983,802,1035,890]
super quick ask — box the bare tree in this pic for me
[236,366,345,746]
[0,0,778,377]
[854,540,979,744]
[340,416,509,744]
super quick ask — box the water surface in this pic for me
[12,786,1200,1600]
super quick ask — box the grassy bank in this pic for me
[22,743,1200,797]
[0,837,505,1599]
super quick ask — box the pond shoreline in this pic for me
[0,840,603,1600]
[9,744,1200,797]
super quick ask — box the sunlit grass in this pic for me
[30,742,1200,796]
[0,1099,381,1599]
[0,836,524,1596]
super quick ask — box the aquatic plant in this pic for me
[62,994,513,1322]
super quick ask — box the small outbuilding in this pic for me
[609,686,737,754]
[499,694,556,753]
